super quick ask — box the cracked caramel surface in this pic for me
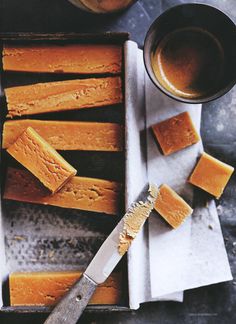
[3,120,123,151]
[4,167,122,215]
[5,76,122,117]
[3,44,122,74]
[7,127,77,193]
[10,272,122,306]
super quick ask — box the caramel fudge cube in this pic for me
[155,184,193,228]
[152,111,200,155]
[7,127,77,193]
[189,152,234,198]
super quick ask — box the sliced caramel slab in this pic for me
[3,120,123,151]
[3,44,122,74]
[7,127,77,193]
[4,167,122,215]
[10,271,122,306]
[5,77,122,118]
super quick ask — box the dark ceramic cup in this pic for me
[144,4,236,104]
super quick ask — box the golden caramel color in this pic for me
[189,152,234,198]
[152,111,200,155]
[7,127,77,193]
[3,44,122,74]
[80,0,133,13]
[3,120,124,151]
[154,184,193,228]
[5,77,122,118]
[4,167,122,215]
[9,271,122,306]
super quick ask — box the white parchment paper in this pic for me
[126,42,184,309]
[146,74,233,299]
[125,41,232,309]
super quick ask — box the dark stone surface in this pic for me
[0,0,236,323]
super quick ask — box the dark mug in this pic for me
[144,4,236,104]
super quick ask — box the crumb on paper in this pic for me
[118,184,159,256]
[217,205,223,216]
[13,235,26,241]
[48,251,55,259]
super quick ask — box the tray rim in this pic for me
[0,31,129,42]
[0,305,131,313]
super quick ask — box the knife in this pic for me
[44,184,158,324]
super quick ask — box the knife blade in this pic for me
[44,184,158,324]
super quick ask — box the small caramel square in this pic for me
[189,152,234,198]
[152,111,200,155]
[7,127,77,193]
[154,184,193,228]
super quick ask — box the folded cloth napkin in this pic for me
[125,41,232,310]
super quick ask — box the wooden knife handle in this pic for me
[44,273,97,324]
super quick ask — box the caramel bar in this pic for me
[155,184,193,228]
[3,120,123,151]
[3,44,122,74]
[4,167,121,215]
[152,111,200,155]
[80,0,133,13]
[10,271,122,306]
[7,127,77,193]
[189,152,234,198]
[5,77,122,118]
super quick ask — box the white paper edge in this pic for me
[125,40,183,310]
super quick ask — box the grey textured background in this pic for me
[0,0,236,323]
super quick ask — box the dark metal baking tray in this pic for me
[0,32,130,313]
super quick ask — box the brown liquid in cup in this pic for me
[151,27,225,99]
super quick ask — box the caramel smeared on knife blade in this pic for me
[118,184,159,255]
